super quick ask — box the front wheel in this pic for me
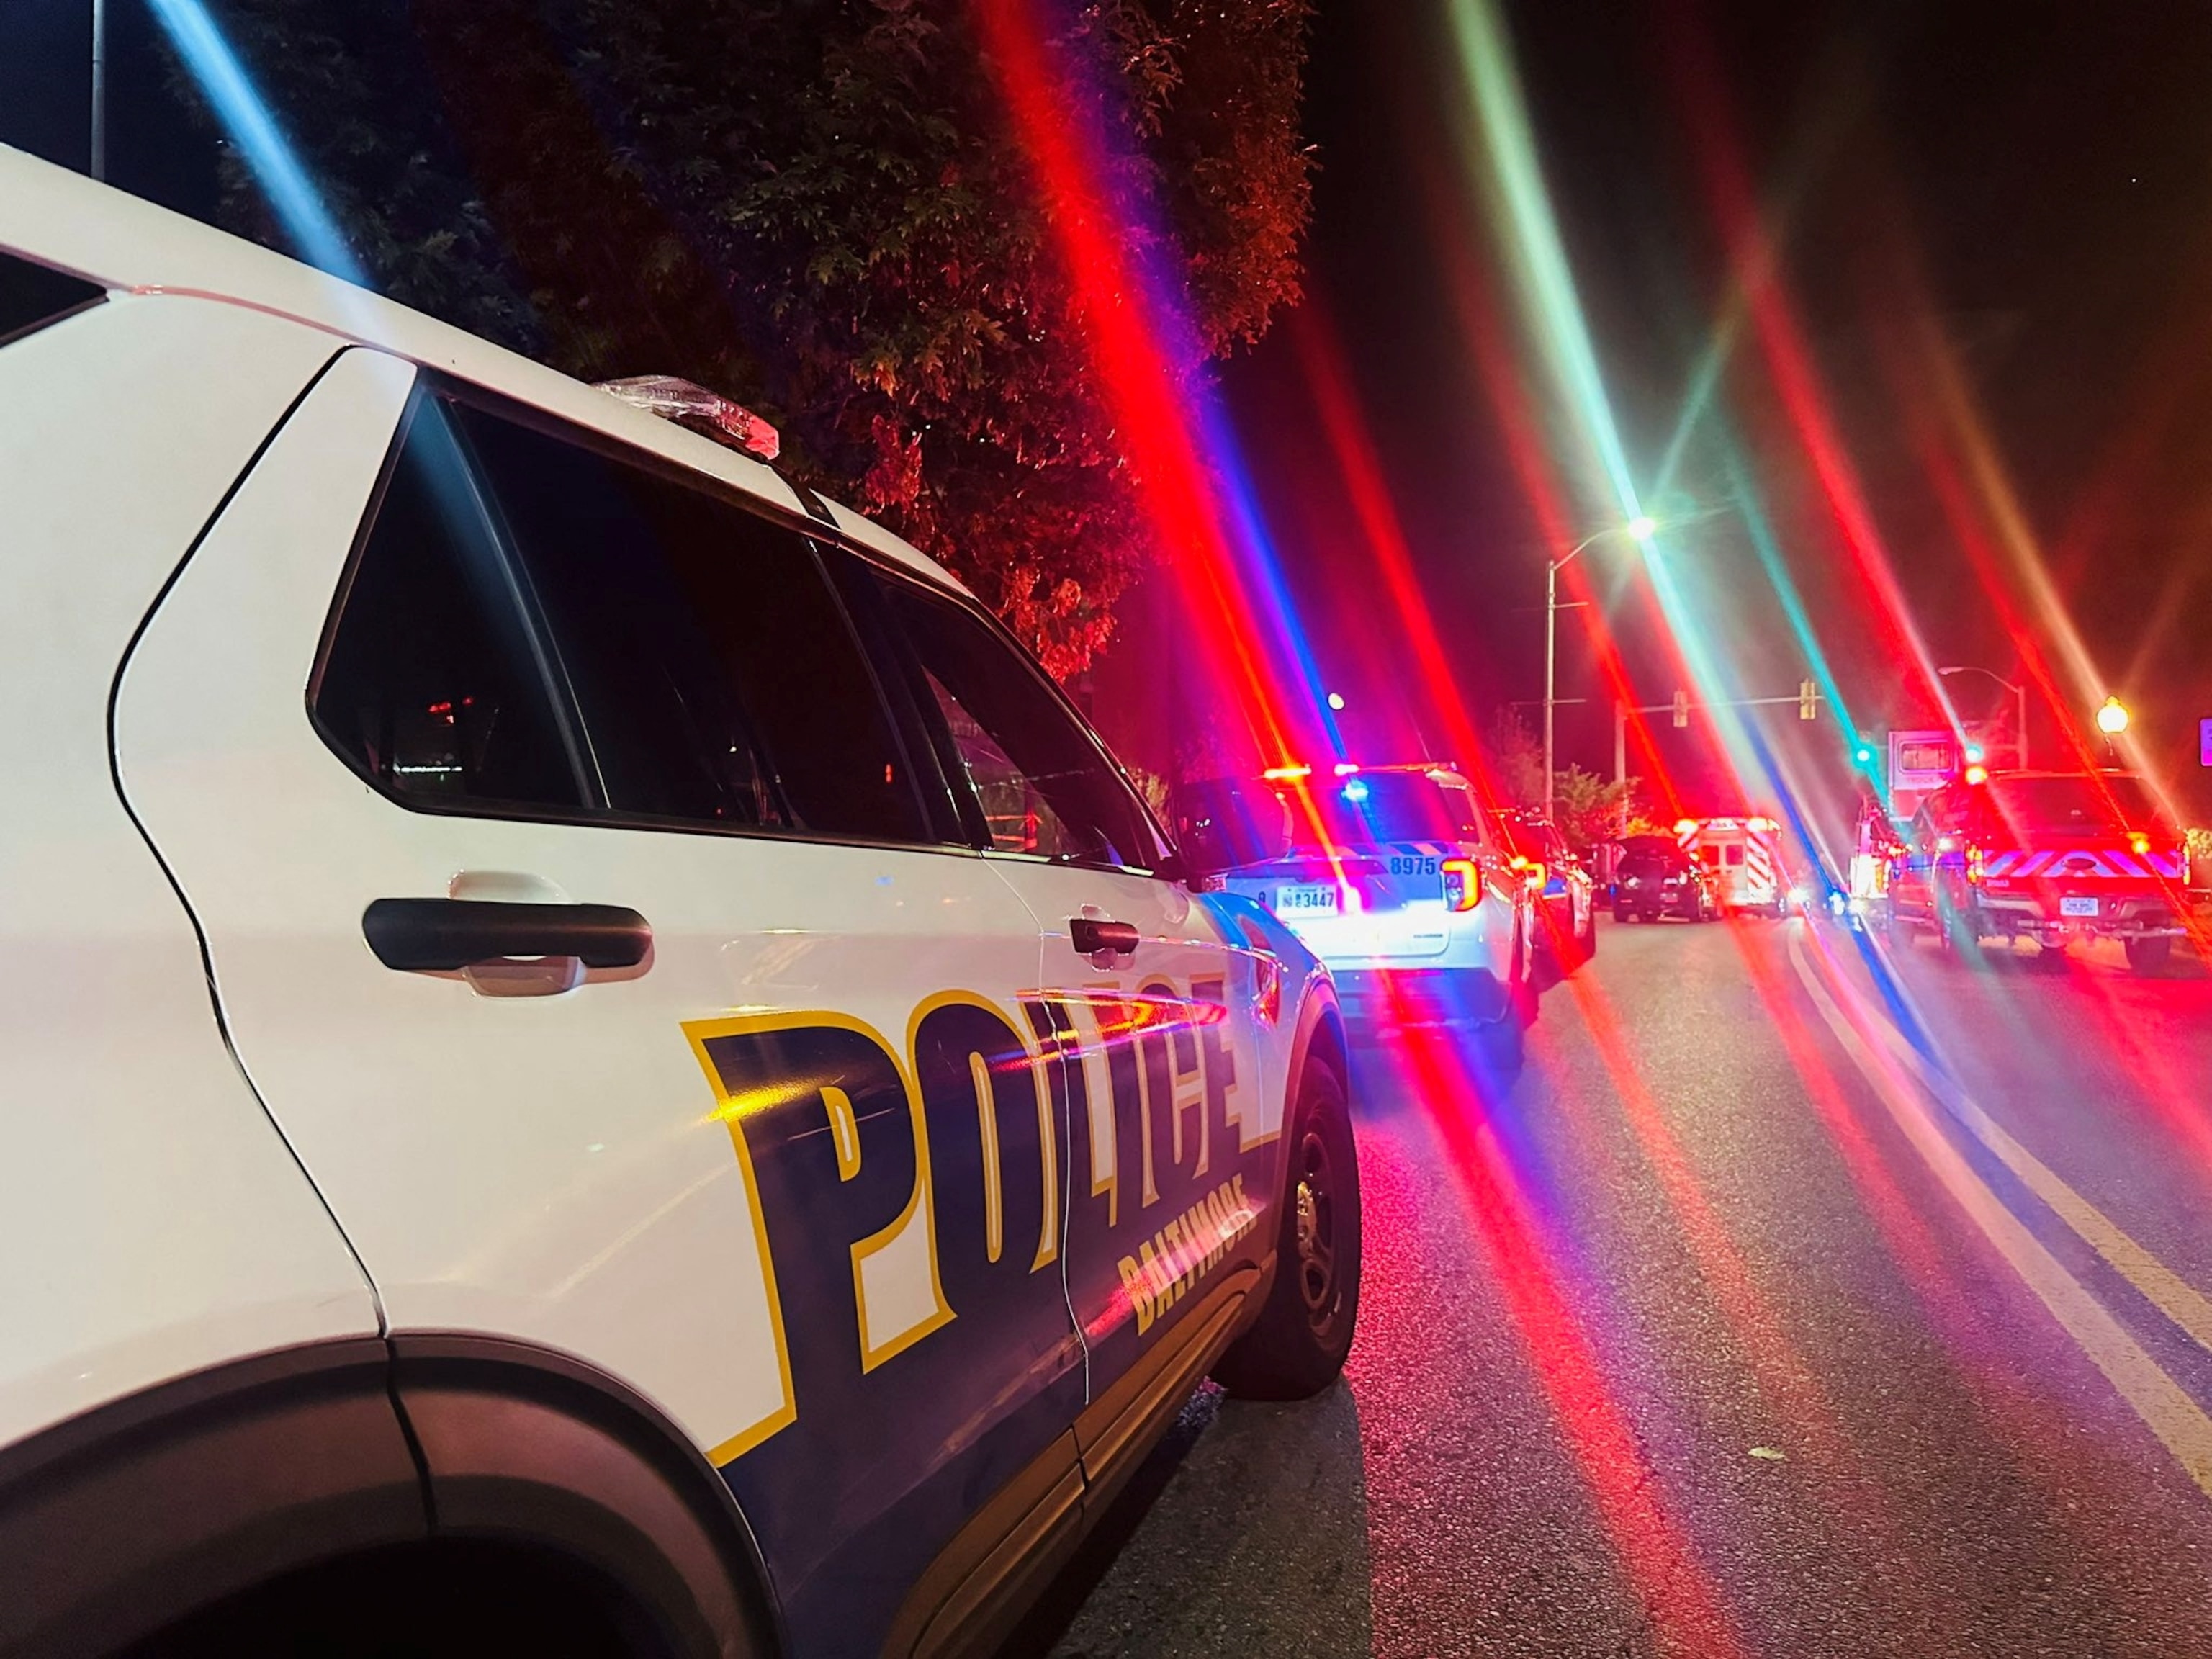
[1213,1059,1362,1401]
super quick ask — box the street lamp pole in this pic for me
[1544,554,1560,822]
[1545,517,1653,820]
[90,0,107,181]
[1937,665,2028,769]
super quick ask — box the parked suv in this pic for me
[1181,763,1533,1068]
[0,149,1359,1659]
[1612,835,1722,922]
[1496,808,1597,971]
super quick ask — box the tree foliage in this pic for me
[1484,706,1636,854]
[172,0,1315,677]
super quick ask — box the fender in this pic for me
[389,1335,781,1658]
[0,1337,781,1659]
[0,1339,421,1658]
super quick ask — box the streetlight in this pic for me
[1546,516,1657,819]
[2096,696,2129,736]
[1326,691,1346,711]
[1938,665,2029,769]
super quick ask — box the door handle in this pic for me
[363,898,652,972]
[1069,916,1141,957]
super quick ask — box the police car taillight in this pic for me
[596,374,781,462]
[1442,858,1480,912]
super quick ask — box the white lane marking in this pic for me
[1788,930,2212,1499]
[1854,989,2212,1361]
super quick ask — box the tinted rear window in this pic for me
[1618,837,1686,873]
[1985,777,2159,832]
[315,391,930,845]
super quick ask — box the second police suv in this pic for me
[0,148,1362,1658]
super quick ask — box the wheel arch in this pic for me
[0,1336,782,1658]
[1287,974,1348,1102]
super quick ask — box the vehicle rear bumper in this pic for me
[1973,894,2185,943]
[1615,889,1698,918]
[1329,967,1510,1034]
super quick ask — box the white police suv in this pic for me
[0,148,1357,1659]
[1182,763,1533,1068]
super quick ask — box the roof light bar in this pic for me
[596,374,781,462]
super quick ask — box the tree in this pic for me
[1483,706,1635,853]
[1484,706,1547,808]
[1548,764,1635,858]
[167,0,1316,678]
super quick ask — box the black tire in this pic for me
[1614,903,1634,924]
[124,1541,662,1659]
[1509,918,1538,1025]
[1936,887,1978,956]
[1213,1059,1361,1401]
[1480,997,1527,1077]
[1578,904,1599,961]
[2126,936,2175,975]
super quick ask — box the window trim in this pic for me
[850,555,1177,878]
[304,372,974,857]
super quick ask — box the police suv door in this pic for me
[111,352,1081,1656]
[838,561,1283,1428]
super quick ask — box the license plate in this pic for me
[2059,895,2098,917]
[1276,884,1340,914]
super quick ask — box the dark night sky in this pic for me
[6,1,2208,812]
[1225,0,2212,813]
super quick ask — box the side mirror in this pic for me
[1174,783,1293,878]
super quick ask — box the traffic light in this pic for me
[1852,735,1878,768]
[1799,678,1817,721]
[1672,690,1689,729]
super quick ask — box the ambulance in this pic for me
[1674,816,1789,916]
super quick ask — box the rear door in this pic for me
[111,355,1080,1655]
[840,560,1283,1424]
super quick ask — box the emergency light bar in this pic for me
[596,374,782,462]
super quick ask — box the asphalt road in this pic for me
[1006,910,2212,1658]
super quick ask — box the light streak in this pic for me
[973,0,1338,773]
[145,0,367,286]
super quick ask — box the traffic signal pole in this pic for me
[1612,687,1825,788]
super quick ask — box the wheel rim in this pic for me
[1292,1127,1340,1335]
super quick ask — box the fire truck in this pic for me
[1674,816,1788,917]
